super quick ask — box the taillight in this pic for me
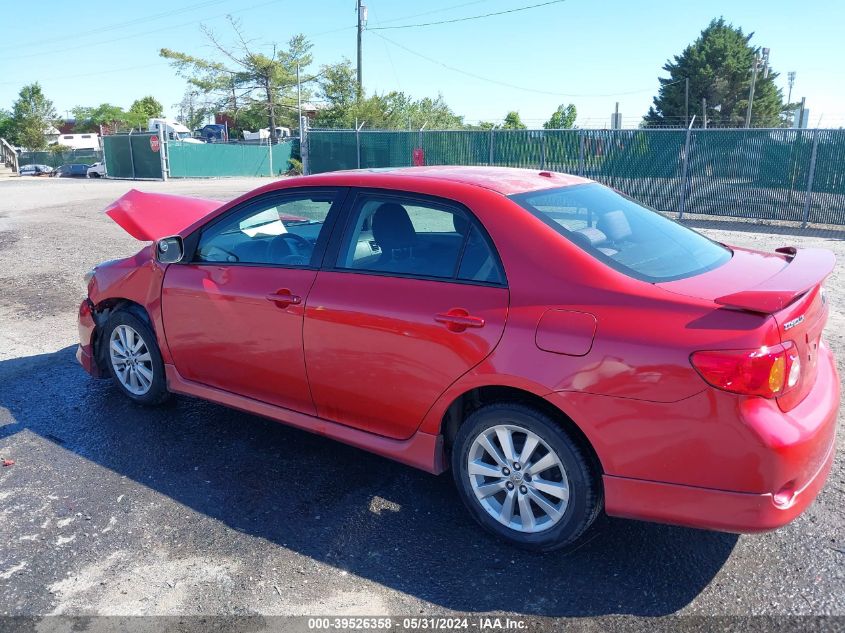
[690,342,799,398]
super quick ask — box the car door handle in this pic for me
[265,290,302,307]
[434,309,485,333]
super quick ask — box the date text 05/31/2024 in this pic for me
[306,617,527,630]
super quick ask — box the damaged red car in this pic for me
[78,167,839,551]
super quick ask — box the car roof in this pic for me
[295,166,592,196]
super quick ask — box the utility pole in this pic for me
[702,98,707,129]
[685,77,689,127]
[356,0,366,97]
[296,63,302,135]
[745,47,770,128]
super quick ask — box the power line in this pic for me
[370,31,681,98]
[377,0,490,25]
[307,0,495,37]
[368,0,567,30]
[11,0,282,61]
[0,0,233,52]
[0,62,172,87]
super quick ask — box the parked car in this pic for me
[52,163,91,178]
[87,162,106,178]
[198,124,228,143]
[242,126,290,141]
[18,164,53,177]
[78,167,838,551]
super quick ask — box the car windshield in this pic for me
[510,183,731,282]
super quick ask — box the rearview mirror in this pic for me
[156,236,184,264]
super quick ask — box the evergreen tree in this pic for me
[644,18,790,128]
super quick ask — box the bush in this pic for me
[287,157,303,175]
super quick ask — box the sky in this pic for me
[2,0,844,129]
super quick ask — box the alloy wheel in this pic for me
[109,324,154,396]
[467,424,570,533]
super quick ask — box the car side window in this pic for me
[195,192,339,267]
[336,194,505,284]
[457,225,505,284]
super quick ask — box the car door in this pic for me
[303,190,509,440]
[161,188,346,414]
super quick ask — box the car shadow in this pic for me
[0,346,738,617]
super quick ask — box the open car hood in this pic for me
[104,189,221,241]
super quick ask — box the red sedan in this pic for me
[77,167,839,551]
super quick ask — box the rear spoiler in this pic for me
[105,189,221,241]
[715,247,835,313]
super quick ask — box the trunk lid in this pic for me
[661,245,835,411]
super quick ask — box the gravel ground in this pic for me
[0,177,843,620]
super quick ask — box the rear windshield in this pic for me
[510,183,730,282]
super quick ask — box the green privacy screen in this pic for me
[168,140,297,178]
[18,149,103,169]
[103,133,163,180]
[308,128,845,225]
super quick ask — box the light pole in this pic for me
[356,1,367,97]
[745,47,770,128]
[787,71,796,104]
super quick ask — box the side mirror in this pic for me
[156,236,184,264]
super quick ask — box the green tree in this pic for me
[502,111,526,129]
[313,60,357,127]
[0,109,13,140]
[72,103,129,133]
[10,83,57,150]
[544,103,577,129]
[177,90,212,131]
[161,17,312,139]
[644,18,789,128]
[127,96,164,128]
[313,59,464,129]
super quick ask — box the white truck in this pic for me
[242,126,291,141]
[51,133,101,151]
[148,118,203,143]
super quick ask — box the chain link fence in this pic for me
[18,148,103,169]
[306,128,845,226]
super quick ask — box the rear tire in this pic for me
[451,402,602,552]
[103,309,169,406]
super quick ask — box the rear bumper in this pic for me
[604,437,835,532]
[76,298,102,378]
[604,342,839,533]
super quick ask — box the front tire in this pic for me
[451,403,602,552]
[103,309,169,405]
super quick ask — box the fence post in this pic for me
[540,131,547,171]
[127,131,136,180]
[577,130,585,176]
[489,127,495,166]
[268,136,274,177]
[158,128,168,181]
[356,120,365,169]
[300,116,310,175]
[678,120,695,219]
[802,129,820,228]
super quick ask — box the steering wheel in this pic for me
[269,233,313,265]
